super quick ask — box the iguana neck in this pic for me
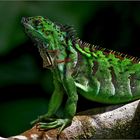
[45,39,78,78]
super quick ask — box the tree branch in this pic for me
[6,99,140,139]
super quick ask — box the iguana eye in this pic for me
[33,19,41,26]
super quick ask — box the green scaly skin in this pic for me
[21,16,140,133]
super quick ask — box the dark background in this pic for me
[0,1,140,137]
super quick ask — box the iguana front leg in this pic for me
[43,75,78,133]
[63,76,78,119]
[59,75,78,132]
[31,74,64,125]
[33,75,78,134]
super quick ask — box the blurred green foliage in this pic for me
[0,1,140,137]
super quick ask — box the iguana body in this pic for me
[22,16,140,133]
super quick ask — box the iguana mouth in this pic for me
[21,17,32,30]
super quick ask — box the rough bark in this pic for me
[5,99,140,139]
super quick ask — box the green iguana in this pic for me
[21,16,140,133]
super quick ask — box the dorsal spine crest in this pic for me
[76,39,140,64]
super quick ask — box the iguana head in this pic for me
[22,16,73,68]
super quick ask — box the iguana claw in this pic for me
[35,118,71,134]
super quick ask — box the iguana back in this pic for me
[73,39,140,104]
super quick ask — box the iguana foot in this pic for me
[31,115,71,133]
[36,118,71,134]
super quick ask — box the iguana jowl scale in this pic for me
[22,16,140,133]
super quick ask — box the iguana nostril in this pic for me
[21,17,26,23]
[21,17,29,24]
